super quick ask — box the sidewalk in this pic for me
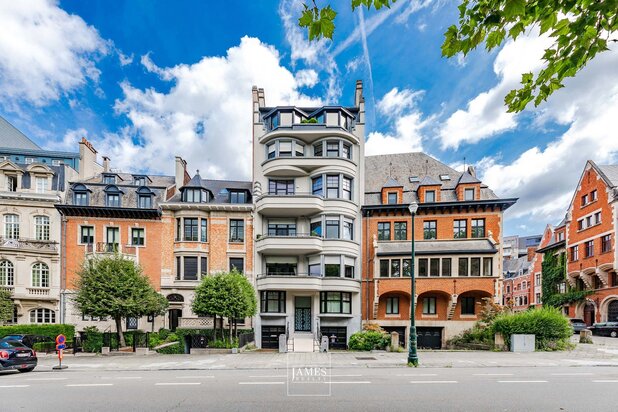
[35,337,618,371]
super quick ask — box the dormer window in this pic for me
[6,175,17,192]
[104,185,122,207]
[229,190,247,204]
[464,188,475,201]
[103,174,116,184]
[425,190,436,203]
[73,184,90,206]
[35,177,48,193]
[409,176,420,183]
[387,192,397,204]
[183,188,209,203]
[134,176,147,186]
[136,187,154,209]
[440,174,451,181]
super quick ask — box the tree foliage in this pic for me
[298,0,618,112]
[73,254,168,346]
[0,289,13,325]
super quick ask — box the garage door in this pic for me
[417,327,442,349]
[382,327,406,348]
[320,327,347,350]
[261,326,285,349]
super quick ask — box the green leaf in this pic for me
[509,22,525,39]
[486,29,505,50]
[503,0,526,19]
[540,13,557,34]
[298,9,314,28]
[551,18,570,37]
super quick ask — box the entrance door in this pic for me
[294,296,312,332]
[169,309,182,331]
[584,302,595,326]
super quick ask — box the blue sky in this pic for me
[1,0,617,237]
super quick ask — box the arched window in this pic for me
[0,260,13,286]
[73,183,90,206]
[34,215,50,241]
[32,262,49,288]
[4,214,19,239]
[167,294,184,303]
[29,308,55,324]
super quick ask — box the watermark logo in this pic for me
[286,353,332,396]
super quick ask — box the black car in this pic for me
[590,322,618,338]
[0,340,37,373]
[0,334,53,349]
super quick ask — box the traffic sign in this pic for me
[56,343,66,350]
[56,334,66,345]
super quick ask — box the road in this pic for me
[1,365,617,411]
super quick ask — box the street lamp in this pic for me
[408,201,419,367]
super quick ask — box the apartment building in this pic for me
[252,82,365,350]
[361,153,516,349]
[502,257,531,309]
[503,234,542,260]
[0,116,85,325]
[159,157,253,331]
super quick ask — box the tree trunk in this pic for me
[228,318,232,344]
[115,316,126,347]
[212,315,216,341]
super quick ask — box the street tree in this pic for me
[298,0,618,112]
[0,289,13,325]
[192,270,257,343]
[73,254,168,347]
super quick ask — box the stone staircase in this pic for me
[447,294,458,320]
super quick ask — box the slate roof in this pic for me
[364,152,499,205]
[0,162,66,191]
[0,116,41,151]
[382,177,402,188]
[418,175,441,187]
[376,239,498,256]
[458,171,481,185]
[597,164,618,187]
[503,256,531,278]
[167,177,252,204]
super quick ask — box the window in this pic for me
[325,219,340,239]
[423,220,436,240]
[442,258,452,276]
[602,234,612,253]
[106,193,120,207]
[386,297,399,314]
[377,222,391,240]
[591,190,597,201]
[379,260,389,277]
[471,219,485,238]
[138,195,152,209]
[535,273,541,286]
[343,220,354,240]
[4,214,19,239]
[184,218,199,241]
[394,222,407,240]
[309,264,321,277]
[594,212,601,225]
[201,257,207,276]
[295,142,305,157]
[278,141,292,157]
[402,259,411,277]
[31,262,49,287]
[0,260,14,286]
[342,176,352,200]
[268,223,296,236]
[581,194,588,206]
[230,258,244,273]
[387,192,397,204]
[183,257,198,280]
[320,292,351,314]
[261,291,286,313]
[342,143,351,159]
[35,177,48,193]
[325,264,340,277]
[106,227,119,251]
[6,175,17,192]
[425,190,435,203]
[344,265,354,278]
[312,176,323,196]
[571,245,579,261]
[183,188,207,203]
[464,188,475,201]
[131,228,145,246]
[80,226,94,244]
[423,297,436,315]
[585,240,594,258]
[470,258,481,276]
[458,258,468,276]
[126,317,138,330]
[269,179,294,195]
[230,191,246,203]
[229,219,244,242]
[314,142,323,156]
[25,157,34,164]
[134,176,146,186]
[74,192,88,206]
[310,221,322,237]
[266,263,297,276]
[454,220,467,238]
[103,175,116,184]
[52,159,61,166]
[326,175,339,198]
[461,297,475,315]
[201,219,207,242]
[418,258,428,277]
[34,215,50,241]
[483,258,492,277]
[536,293,541,303]
[391,260,400,277]
[29,308,55,324]
[326,141,339,157]
[430,258,440,276]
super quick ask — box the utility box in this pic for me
[510,334,535,352]
[278,334,287,353]
[320,336,329,352]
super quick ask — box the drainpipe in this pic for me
[60,214,67,324]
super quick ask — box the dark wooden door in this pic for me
[584,303,595,326]
[169,309,182,331]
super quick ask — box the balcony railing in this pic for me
[259,232,320,239]
[86,242,137,256]
[0,286,14,294]
[0,237,58,253]
[27,287,50,296]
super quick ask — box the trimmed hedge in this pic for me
[348,330,389,351]
[0,324,75,340]
[156,342,183,354]
[491,306,573,350]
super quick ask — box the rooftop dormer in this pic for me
[381,177,403,204]
[133,174,151,186]
[456,169,481,201]
[180,172,212,203]
[417,175,442,203]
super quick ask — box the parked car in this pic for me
[0,340,37,373]
[590,322,618,337]
[569,318,589,334]
[0,334,54,349]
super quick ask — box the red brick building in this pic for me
[362,153,516,348]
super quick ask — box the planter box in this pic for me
[510,334,535,352]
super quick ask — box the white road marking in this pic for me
[498,380,547,383]
[238,382,285,385]
[397,373,437,377]
[116,377,143,380]
[330,381,371,384]
[0,385,29,388]
[66,384,114,387]
[551,373,593,376]
[155,382,201,386]
[26,377,68,381]
[175,376,214,379]
[409,381,458,384]
[592,380,618,383]
[473,373,514,376]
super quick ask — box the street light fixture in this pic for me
[408,201,419,367]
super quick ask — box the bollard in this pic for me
[390,332,399,351]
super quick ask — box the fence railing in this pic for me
[132,332,149,351]
[86,242,136,255]
[239,332,254,347]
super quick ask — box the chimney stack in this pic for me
[354,80,364,107]
[102,156,110,173]
[78,137,103,180]
[175,156,187,193]
[467,165,477,178]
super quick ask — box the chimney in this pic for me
[175,156,187,193]
[257,88,265,108]
[102,156,110,173]
[467,165,476,177]
[526,246,536,262]
[354,80,364,107]
[78,137,102,180]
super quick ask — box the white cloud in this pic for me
[294,69,318,88]
[0,0,108,107]
[118,51,134,66]
[105,36,321,180]
[438,33,552,149]
[365,88,430,155]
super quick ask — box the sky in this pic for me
[1,0,617,236]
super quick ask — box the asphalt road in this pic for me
[1,366,617,411]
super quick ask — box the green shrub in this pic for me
[209,338,239,349]
[0,324,75,340]
[491,306,572,351]
[348,330,388,351]
[82,326,103,353]
[158,328,171,340]
[156,342,183,354]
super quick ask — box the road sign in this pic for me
[56,343,66,350]
[52,334,68,371]
[56,334,66,345]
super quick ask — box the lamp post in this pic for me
[408,202,419,366]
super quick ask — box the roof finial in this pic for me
[196,169,200,175]
[389,162,393,177]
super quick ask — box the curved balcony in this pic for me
[259,126,360,145]
[262,157,357,177]
[256,193,324,217]
[256,274,360,293]
[322,198,359,216]
[321,239,360,256]
[255,234,322,255]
